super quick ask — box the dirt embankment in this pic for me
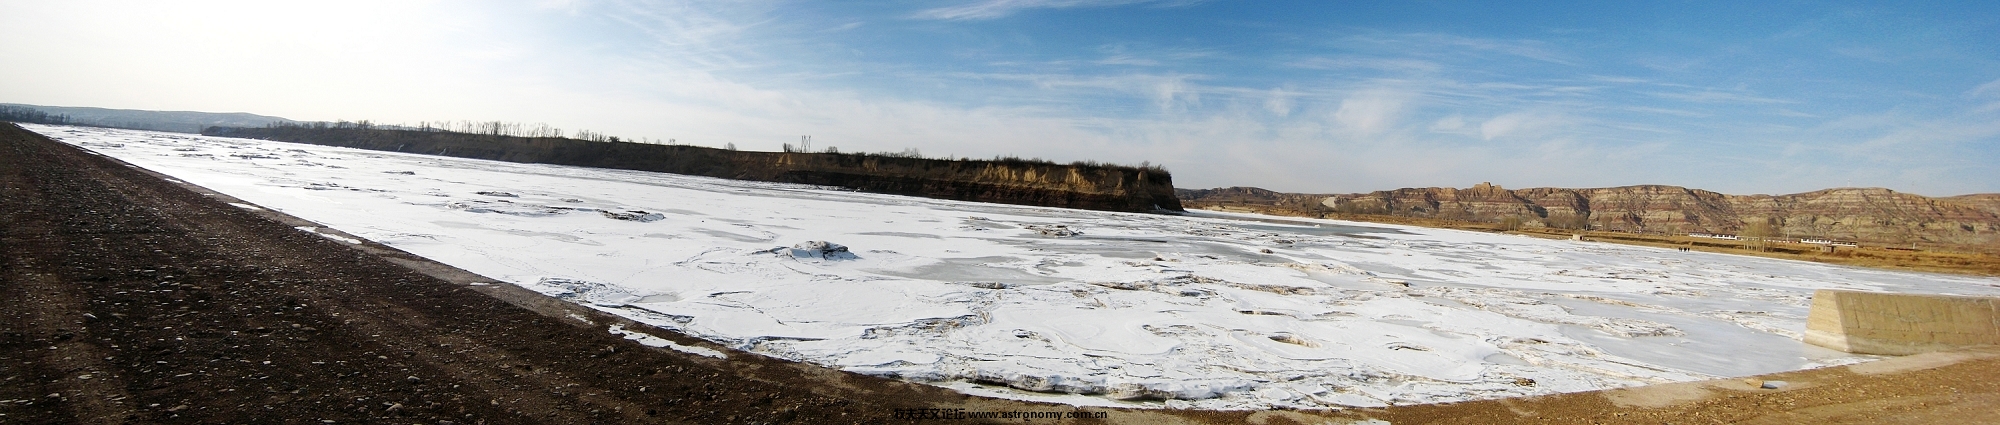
[204,126,1182,213]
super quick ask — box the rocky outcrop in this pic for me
[1174,187,1329,209]
[1949,194,2000,217]
[1182,183,2000,251]
[204,126,1182,213]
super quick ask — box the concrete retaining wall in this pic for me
[1804,289,2000,356]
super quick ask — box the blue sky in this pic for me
[4,1,1998,196]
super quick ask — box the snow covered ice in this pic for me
[36,124,2000,409]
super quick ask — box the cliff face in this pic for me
[204,126,1182,213]
[1174,187,1328,209]
[1948,194,2000,217]
[1183,183,2000,250]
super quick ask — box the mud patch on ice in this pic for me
[599,210,665,222]
[430,221,601,246]
[532,277,645,307]
[695,228,772,243]
[448,200,575,217]
[872,256,1064,285]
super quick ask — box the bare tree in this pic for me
[1743,219,1780,252]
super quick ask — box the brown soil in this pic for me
[7,122,2000,424]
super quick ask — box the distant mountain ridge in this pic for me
[1179,183,2000,251]
[0,103,293,133]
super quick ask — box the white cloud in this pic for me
[1331,90,1407,135]
[911,0,1200,21]
[597,0,771,72]
[957,72,1207,111]
[536,0,588,13]
[1264,87,1295,117]
[1429,114,1467,133]
[1151,77,1198,111]
[1478,111,1567,141]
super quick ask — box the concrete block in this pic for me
[1804,289,2000,356]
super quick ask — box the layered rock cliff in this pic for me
[1949,194,2000,217]
[205,126,1182,213]
[1180,184,2000,251]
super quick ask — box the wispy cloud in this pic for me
[1090,45,1216,67]
[1264,87,1296,117]
[597,0,769,72]
[1330,89,1409,135]
[1969,78,2000,98]
[912,0,1202,21]
[536,0,589,14]
[1773,108,1817,118]
[1649,90,1794,104]
[957,72,1210,112]
[1478,111,1570,141]
[1289,56,1441,73]
[1624,106,1709,118]
[1095,55,1160,66]
[1347,33,1576,66]
[1429,114,1469,134]
[1586,75,1650,84]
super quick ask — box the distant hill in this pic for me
[1180,184,2000,252]
[0,103,293,133]
[206,124,1183,213]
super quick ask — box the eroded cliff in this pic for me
[1181,184,2000,251]
[204,126,1182,213]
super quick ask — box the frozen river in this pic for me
[35,124,2000,409]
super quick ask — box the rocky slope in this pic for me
[1180,183,2000,251]
[1949,194,2000,217]
[205,126,1182,213]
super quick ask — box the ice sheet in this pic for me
[36,124,2000,409]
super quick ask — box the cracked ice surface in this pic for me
[37,124,2000,409]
